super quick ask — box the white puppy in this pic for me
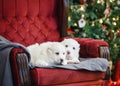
[27,42,67,66]
[61,39,80,64]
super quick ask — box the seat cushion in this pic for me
[30,68,105,86]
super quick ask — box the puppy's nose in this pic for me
[60,59,63,63]
[67,51,70,55]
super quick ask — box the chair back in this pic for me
[0,0,68,46]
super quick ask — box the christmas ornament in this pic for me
[67,27,75,34]
[108,78,114,86]
[102,24,107,29]
[78,18,86,28]
[70,26,79,33]
[104,4,111,18]
[80,0,86,5]
[117,29,120,37]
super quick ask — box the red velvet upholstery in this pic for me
[73,38,108,58]
[31,68,105,86]
[0,0,60,46]
[0,0,110,86]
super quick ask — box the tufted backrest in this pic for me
[0,0,68,46]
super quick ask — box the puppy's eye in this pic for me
[73,47,75,50]
[55,52,59,55]
[65,45,68,47]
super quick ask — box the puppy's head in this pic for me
[47,42,67,65]
[61,39,80,60]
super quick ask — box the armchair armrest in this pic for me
[74,38,110,80]
[73,38,109,60]
[75,38,111,81]
[10,48,31,86]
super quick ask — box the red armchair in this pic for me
[0,0,110,86]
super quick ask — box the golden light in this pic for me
[74,23,77,26]
[91,22,95,26]
[99,19,103,23]
[81,14,85,18]
[70,6,73,10]
[114,44,117,47]
[97,0,101,3]
[106,18,110,22]
[112,17,116,21]
[68,16,71,21]
[112,22,117,26]
[116,16,119,21]
[117,30,120,33]
[79,5,85,11]
[111,30,114,33]
[109,0,115,2]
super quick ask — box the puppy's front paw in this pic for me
[67,59,80,64]
[61,60,67,65]
[74,59,80,64]
[39,62,49,66]
[35,61,49,66]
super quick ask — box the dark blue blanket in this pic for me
[0,36,29,86]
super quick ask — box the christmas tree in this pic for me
[68,0,120,65]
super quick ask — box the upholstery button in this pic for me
[14,16,17,18]
[22,38,25,41]
[2,16,6,19]
[37,15,39,17]
[26,15,29,18]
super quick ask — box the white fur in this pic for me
[27,42,67,66]
[61,39,80,64]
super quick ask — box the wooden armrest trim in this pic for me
[99,47,111,80]
[99,46,110,60]
[17,53,31,86]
